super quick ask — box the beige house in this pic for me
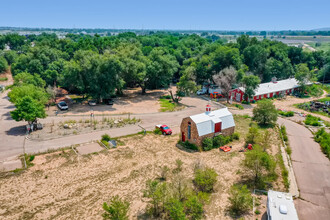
[180,105,235,146]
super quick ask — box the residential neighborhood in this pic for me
[0,1,330,220]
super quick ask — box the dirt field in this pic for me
[47,87,178,117]
[0,115,285,220]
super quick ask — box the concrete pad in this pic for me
[0,159,22,172]
[76,143,104,155]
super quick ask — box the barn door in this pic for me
[215,122,221,133]
[182,132,185,142]
[236,93,241,102]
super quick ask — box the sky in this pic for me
[1,0,329,31]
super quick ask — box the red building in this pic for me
[229,78,304,102]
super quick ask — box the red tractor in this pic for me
[239,144,253,152]
[219,145,232,152]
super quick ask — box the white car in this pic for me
[88,100,97,106]
[57,101,69,110]
[197,88,207,95]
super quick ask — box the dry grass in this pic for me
[0,117,286,219]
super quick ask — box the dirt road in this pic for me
[278,118,330,220]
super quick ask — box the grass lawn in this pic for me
[159,98,184,112]
[307,42,330,52]
[68,94,90,103]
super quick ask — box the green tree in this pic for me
[3,50,17,65]
[144,48,179,93]
[210,46,241,73]
[295,63,311,91]
[0,56,8,73]
[8,84,49,105]
[177,66,198,96]
[102,195,130,220]
[253,99,278,125]
[243,45,268,76]
[193,168,218,193]
[242,74,260,101]
[228,184,253,216]
[90,55,123,101]
[260,129,271,151]
[245,127,260,145]
[242,145,276,186]
[13,72,46,88]
[143,180,168,217]
[10,96,46,124]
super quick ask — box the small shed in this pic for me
[180,105,235,146]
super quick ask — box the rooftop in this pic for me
[267,190,299,220]
[239,78,307,96]
[190,108,235,136]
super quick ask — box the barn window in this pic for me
[188,124,191,139]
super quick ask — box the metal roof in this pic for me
[267,190,299,220]
[238,78,309,96]
[190,108,235,136]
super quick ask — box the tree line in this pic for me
[1,32,330,102]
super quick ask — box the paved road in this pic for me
[0,93,223,160]
[278,118,330,220]
[0,90,25,161]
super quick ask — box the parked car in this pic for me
[57,101,68,110]
[155,124,172,135]
[208,85,222,94]
[88,100,97,106]
[103,98,114,105]
[197,88,207,95]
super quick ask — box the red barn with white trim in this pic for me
[229,78,306,102]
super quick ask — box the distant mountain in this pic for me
[311,27,330,31]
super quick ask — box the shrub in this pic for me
[153,128,162,135]
[286,146,292,156]
[245,127,260,145]
[0,77,8,81]
[179,141,199,151]
[278,110,294,117]
[184,195,203,220]
[253,99,278,125]
[314,128,330,158]
[231,132,240,140]
[165,199,186,220]
[101,134,111,142]
[101,140,110,147]
[159,166,170,181]
[228,184,253,216]
[102,195,130,220]
[193,167,218,193]
[29,155,35,162]
[160,95,171,99]
[202,137,214,151]
[280,125,288,142]
[235,104,244,110]
[304,114,322,126]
